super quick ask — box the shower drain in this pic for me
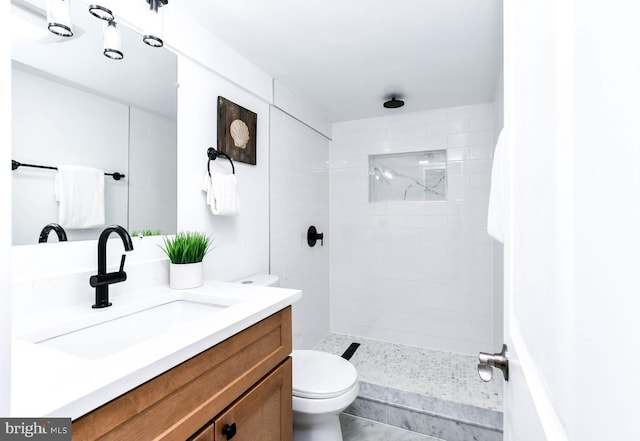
[341,342,361,360]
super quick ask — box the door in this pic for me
[498,1,640,440]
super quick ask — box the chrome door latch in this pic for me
[478,344,509,382]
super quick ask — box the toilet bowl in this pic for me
[235,274,359,441]
[292,350,359,441]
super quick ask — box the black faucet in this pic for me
[38,223,68,243]
[89,225,134,308]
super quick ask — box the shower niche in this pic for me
[369,150,447,202]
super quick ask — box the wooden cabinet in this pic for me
[213,359,291,441]
[189,425,214,441]
[189,360,292,441]
[72,307,292,441]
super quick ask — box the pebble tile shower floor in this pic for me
[315,333,503,441]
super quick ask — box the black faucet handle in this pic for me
[307,226,325,247]
[119,254,126,272]
[90,271,127,287]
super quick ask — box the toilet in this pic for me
[235,274,359,441]
[291,350,359,441]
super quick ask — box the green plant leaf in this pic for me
[159,231,214,264]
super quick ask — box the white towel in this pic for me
[54,165,105,229]
[202,171,240,216]
[487,129,505,243]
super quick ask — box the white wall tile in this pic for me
[329,103,496,355]
[270,107,330,349]
[470,115,493,132]
[447,131,493,148]
[447,147,469,161]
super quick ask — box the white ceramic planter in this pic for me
[169,262,204,289]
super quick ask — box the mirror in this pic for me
[11,0,177,245]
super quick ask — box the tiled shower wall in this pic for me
[270,107,331,349]
[329,103,496,354]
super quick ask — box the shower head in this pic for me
[383,96,405,109]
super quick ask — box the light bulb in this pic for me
[103,20,123,60]
[47,0,73,37]
[89,4,114,21]
[142,0,164,47]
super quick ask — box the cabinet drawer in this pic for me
[214,358,292,441]
[189,425,214,441]
[72,307,292,441]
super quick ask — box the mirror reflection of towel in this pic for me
[55,165,105,229]
[202,172,240,216]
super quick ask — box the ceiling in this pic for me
[179,0,503,123]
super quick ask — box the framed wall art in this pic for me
[217,96,257,165]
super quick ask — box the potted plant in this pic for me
[160,231,214,289]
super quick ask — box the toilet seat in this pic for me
[292,350,358,399]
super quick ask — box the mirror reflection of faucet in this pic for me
[89,225,134,308]
[38,223,68,243]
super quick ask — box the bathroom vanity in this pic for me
[73,308,292,441]
[10,280,301,441]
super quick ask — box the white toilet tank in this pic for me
[234,273,280,287]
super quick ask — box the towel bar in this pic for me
[11,160,125,181]
[206,147,235,175]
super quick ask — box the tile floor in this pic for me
[340,414,441,441]
[316,333,504,441]
[315,333,502,410]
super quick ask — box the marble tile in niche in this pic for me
[369,150,448,202]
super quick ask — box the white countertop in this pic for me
[10,281,301,419]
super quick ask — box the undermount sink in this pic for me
[32,298,231,360]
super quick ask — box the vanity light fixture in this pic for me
[88,4,114,21]
[103,20,123,60]
[46,0,73,37]
[142,0,168,48]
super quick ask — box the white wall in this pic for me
[87,0,331,282]
[11,236,170,319]
[177,59,271,281]
[11,67,129,244]
[272,80,331,139]
[330,103,496,355]
[1,0,11,416]
[270,107,330,349]
[128,107,177,236]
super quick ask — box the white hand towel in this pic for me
[55,165,105,229]
[487,129,505,243]
[202,171,240,216]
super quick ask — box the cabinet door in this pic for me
[214,358,292,441]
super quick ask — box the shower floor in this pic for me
[315,333,503,441]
